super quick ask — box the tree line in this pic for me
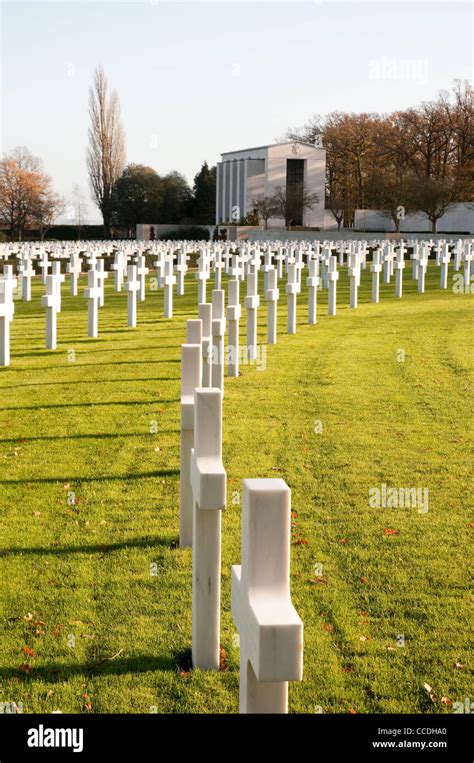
[283,80,472,232]
[0,69,471,240]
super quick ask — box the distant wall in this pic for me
[354,203,474,234]
[247,229,473,243]
[137,224,205,241]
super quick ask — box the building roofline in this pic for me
[221,140,323,156]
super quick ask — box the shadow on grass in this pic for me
[1,399,178,411]
[2,535,175,556]
[0,430,179,444]
[0,653,186,681]
[0,468,179,485]
[6,377,178,389]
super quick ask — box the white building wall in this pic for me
[355,203,474,234]
[266,143,326,228]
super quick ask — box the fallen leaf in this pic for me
[359,635,371,642]
[455,662,465,670]
[360,576,368,584]
[348,708,357,714]
[18,663,31,674]
[339,538,348,545]
[294,538,309,546]
[384,528,400,536]
[441,697,453,706]
[423,683,437,702]
[310,576,327,584]
[323,624,333,632]
[21,647,36,658]
[219,648,229,672]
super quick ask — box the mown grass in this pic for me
[0,259,472,714]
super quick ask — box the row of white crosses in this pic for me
[2,238,473,365]
[180,334,303,712]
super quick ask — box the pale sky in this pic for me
[1,0,472,222]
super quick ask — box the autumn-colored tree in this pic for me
[282,81,473,230]
[0,147,63,240]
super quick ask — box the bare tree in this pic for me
[86,65,125,238]
[32,188,65,240]
[270,184,319,229]
[413,176,458,233]
[251,195,277,229]
[72,184,87,239]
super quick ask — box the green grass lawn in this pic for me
[0,260,472,714]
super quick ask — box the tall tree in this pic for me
[159,171,192,224]
[86,65,125,237]
[190,162,216,223]
[112,164,163,235]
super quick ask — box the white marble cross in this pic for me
[21,256,35,302]
[39,252,50,285]
[306,258,319,324]
[198,302,212,386]
[41,272,61,350]
[176,249,188,296]
[196,251,210,304]
[463,247,473,288]
[348,253,360,309]
[266,268,279,343]
[327,255,339,316]
[286,263,298,334]
[110,251,124,292]
[211,289,225,393]
[371,249,382,303]
[226,279,241,377]
[417,250,428,293]
[394,247,405,299]
[163,257,176,318]
[231,479,303,713]
[136,254,149,302]
[214,251,224,291]
[51,261,65,313]
[245,270,259,361]
[67,253,82,297]
[0,274,17,366]
[262,251,274,293]
[180,342,202,548]
[84,267,101,338]
[440,245,450,289]
[191,388,227,670]
[124,265,140,327]
[95,259,108,308]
